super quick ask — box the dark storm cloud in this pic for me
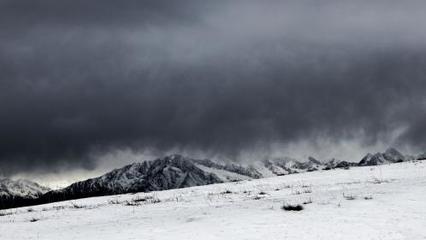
[1,0,426,174]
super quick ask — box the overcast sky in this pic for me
[1,0,426,183]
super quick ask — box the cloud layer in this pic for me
[1,0,426,175]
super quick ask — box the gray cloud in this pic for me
[1,0,426,175]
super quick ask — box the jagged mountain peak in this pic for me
[384,147,401,154]
[359,147,407,166]
[308,156,321,165]
[417,152,426,160]
[384,148,405,160]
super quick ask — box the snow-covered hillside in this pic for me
[1,160,425,240]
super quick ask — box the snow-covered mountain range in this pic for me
[359,148,409,166]
[0,178,50,209]
[1,148,424,209]
[39,154,351,204]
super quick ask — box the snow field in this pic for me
[1,161,425,240]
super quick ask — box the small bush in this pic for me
[27,208,34,212]
[303,188,312,194]
[364,196,373,200]
[371,178,391,184]
[125,196,161,206]
[29,218,39,222]
[303,198,313,205]
[71,203,85,209]
[258,191,267,195]
[108,200,121,205]
[343,193,356,200]
[292,188,312,195]
[282,204,304,211]
[221,190,233,194]
[0,211,13,217]
[53,206,65,211]
[133,196,152,203]
[125,201,141,206]
[253,196,263,200]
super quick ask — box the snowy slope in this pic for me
[1,160,425,240]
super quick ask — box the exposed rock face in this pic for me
[383,148,406,162]
[320,158,354,170]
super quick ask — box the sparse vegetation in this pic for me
[125,195,161,206]
[282,204,304,211]
[304,188,313,194]
[343,193,356,200]
[221,190,233,194]
[124,201,141,206]
[53,206,66,211]
[253,196,263,200]
[371,178,392,184]
[133,196,152,203]
[292,188,312,195]
[0,211,13,217]
[70,202,85,209]
[364,196,373,200]
[108,200,122,205]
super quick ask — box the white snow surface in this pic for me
[1,161,425,240]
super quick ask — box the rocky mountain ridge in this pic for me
[1,147,424,210]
